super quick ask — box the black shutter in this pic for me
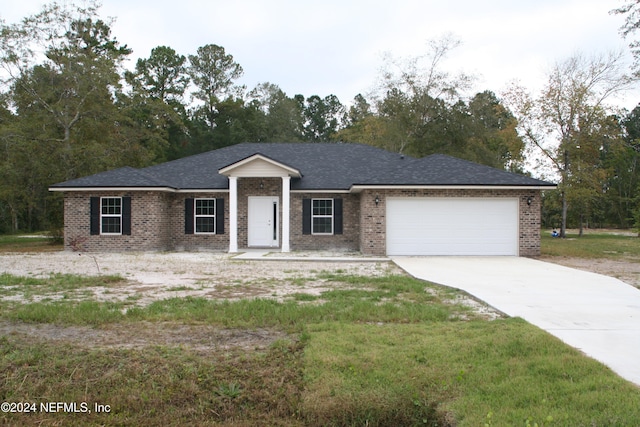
[90,197,100,235]
[122,197,131,235]
[216,198,225,234]
[185,198,194,234]
[334,198,343,235]
[302,198,311,235]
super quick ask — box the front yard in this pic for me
[1,234,640,425]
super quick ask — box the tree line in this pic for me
[1,1,640,236]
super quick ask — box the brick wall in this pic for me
[166,192,229,251]
[359,189,542,257]
[62,187,542,256]
[63,191,170,252]
[290,193,360,251]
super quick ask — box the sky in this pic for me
[1,0,638,109]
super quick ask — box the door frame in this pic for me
[247,196,279,248]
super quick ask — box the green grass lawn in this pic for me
[541,230,640,259]
[0,233,61,252]
[1,273,639,426]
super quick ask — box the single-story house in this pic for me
[49,142,556,256]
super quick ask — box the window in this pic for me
[101,197,122,234]
[184,198,224,235]
[302,198,342,236]
[195,198,216,233]
[312,199,333,234]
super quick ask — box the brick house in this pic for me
[49,143,556,256]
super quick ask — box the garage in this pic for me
[386,198,519,256]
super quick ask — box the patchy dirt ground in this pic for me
[0,251,399,306]
[0,320,286,352]
[539,256,640,289]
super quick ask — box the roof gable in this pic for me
[218,153,301,178]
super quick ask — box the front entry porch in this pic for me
[219,154,299,253]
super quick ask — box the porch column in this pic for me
[229,176,238,252]
[281,176,291,252]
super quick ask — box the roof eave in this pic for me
[49,186,178,192]
[349,184,557,192]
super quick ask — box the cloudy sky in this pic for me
[2,0,637,108]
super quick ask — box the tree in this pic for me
[123,46,191,161]
[301,94,345,142]
[1,2,131,150]
[612,0,640,72]
[364,35,475,155]
[602,106,640,228]
[465,91,525,171]
[339,60,524,170]
[504,51,636,237]
[187,44,244,132]
[247,83,304,142]
[126,46,189,105]
[0,1,151,231]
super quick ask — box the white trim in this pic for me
[229,177,238,252]
[49,187,230,193]
[290,189,351,194]
[100,196,122,235]
[51,185,555,194]
[350,184,556,192]
[282,176,291,252]
[311,198,334,235]
[194,198,216,234]
[175,189,229,193]
[219,154,301,177]
[50,186,176,192]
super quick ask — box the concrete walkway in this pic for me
[392,256,640,387]
[232,249,389,262]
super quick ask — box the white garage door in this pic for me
[386,198,519,256]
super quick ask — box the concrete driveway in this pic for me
[392,256,640,386]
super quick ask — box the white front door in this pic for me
[248,197,279,247]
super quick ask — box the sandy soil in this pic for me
[0,251,398,306]
[539,256,640,289]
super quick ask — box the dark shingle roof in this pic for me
[50,143,555,190]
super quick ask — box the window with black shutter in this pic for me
[302,198,343,235]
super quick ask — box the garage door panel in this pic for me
[386,198,518,256]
